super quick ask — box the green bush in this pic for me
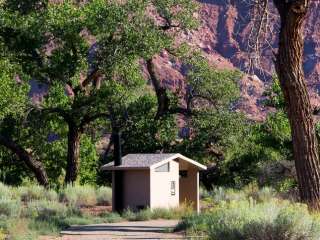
[122,208,136,221]
[103,212,123,223]
[151,208,176,219]
[23,200,68,220]
[0,198,21,217]
[59,185,97,207]
[0,182,15,200]
[17,185,46,202]
[205,185,278,205]
[96,186,112,206]
[135,209,152,221]
[122,208,152,221]
[121,206,192,221]
[44,189,58,202]
[179,199,320,240]
[4,218,37,240]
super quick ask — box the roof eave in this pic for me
[150,153,207,170]
[101,166,150,171]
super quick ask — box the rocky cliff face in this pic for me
[29,1,320,121]
[154,0,320,121]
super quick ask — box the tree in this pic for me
[251,0,320,208]
[0,57,49,186]
[0,0,179,184]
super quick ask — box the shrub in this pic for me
[122,208,136,221]
[0,228,5,240]
[135,209,152,221]
[96,186,112,206]
[44,189,58,202]
[254,186,277,202]
[0,183,14,200]
[210,187,247,204]
[0,198,21,217]
[23,200,67,220]
[122,208,152,221]
[151,208,175,219]
[59,185,97,207]
[28,218,67,236]
[152,204,193,220]
[103,212,123,223]
[17,185,46,202]
[5,218,38,240]
[206,185,279,206]
[179,199,320,240]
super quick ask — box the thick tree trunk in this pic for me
[0,134,49,187]
[274,0,320,208]
[64,124,81,184]
[146,59,170,118]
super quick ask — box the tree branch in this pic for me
[0,134,49,187]
[40,107,73,125]
[79,112,110,130]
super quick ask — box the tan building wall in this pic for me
[179,166,199,212]
[120,170,150,210]
[111,157,201,212]
[150,160,179,209]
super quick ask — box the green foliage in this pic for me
[122,94,177,153]
[152,0,199,29]
[263,77,285,110]
[180,199,320,240]
[23,200,68,220]
[17,185,47,202]
[186,53,241,109]
[96,186,112,206]
[151,204,194,220]
[59,184,97,207]
[201,185,277,205]
[216,110,292,187]
[134,209,153,221]
[79,135,99,185]
[0,60,29,121]
[1,218,38,240]
[0,182,14,199]
[0,183,117,238]
[121,205,192,221]
[0,198,21,217]
[0,0,209,188]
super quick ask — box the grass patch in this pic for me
[0,198,21,217]
[121,204,193,221]
[59,184,97,207]
[179,198,320,239]
[0,183,115,239]
[96,186,112,206]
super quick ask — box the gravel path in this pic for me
[56,220,185,239]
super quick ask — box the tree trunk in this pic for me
[64,124,81,184]
[146,59,170,118]
[0,134,49,187]
[274,0,320,208]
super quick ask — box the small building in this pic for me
[101,153,207,213]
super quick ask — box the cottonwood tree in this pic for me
[0,0,177,184]
[140,1,244,189]
[250,0,320,208]
[0,57,49,186]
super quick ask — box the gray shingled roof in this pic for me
[102,153,177,169]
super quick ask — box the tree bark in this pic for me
[0,134,49,187]
[64,124,82,184]
[273,0,320,208]
[146,59,170,118]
